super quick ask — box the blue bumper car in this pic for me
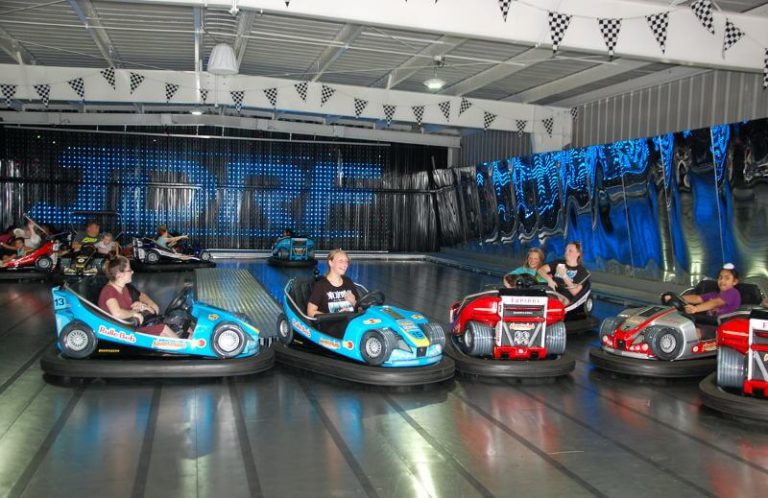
[275,277,454,385]
[40,282,274,378]
[267,237,316,267]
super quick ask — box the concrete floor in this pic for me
[1,260,767,498]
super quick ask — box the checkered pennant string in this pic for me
[200,88,209,104]
[499,0,512,22]
[543,117,554,137]
[67,77,85,100]
[284,0,289,5]
[1,84,16,107]
[548,12,572,55]
[264,87,278,108]
[722,19,745,57]
[383,104,396,126]
[100,67,116,90]
[230,90,245,113]
[645,12,669,54]
[459,97,472,116]
[320,84,335,106]
[165,83,180,103]
[570,107,579,120]
[598,18,622,58]
[438,101,451,122]
[483,111,497,131]
[129,72,145,94]
[34,84,51,108]
[764,49,768,89]
[295,81,308,102]
[412,105,425,125]
[353,98,368,118]
[515,119,527,137]
[691,0,715,35]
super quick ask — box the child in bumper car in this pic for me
[668,263,741,316]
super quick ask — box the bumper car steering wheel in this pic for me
[358,290,385,309]
[661,292,687,311]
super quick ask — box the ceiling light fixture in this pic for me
[207,44,239,75]
[423,55,446,92]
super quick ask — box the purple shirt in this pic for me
[700,287,741,316]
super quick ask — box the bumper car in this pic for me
[131,237,215,272]
[59,244,108,278]
[590,280,764,378]
[275,277,454,386]
[447,275,575,378]
[40,281,275,379]
[699,308,768,421]
[0,236,61,282]
[267,237,316,267]
[557,283,599,334]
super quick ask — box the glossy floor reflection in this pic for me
[0,262,767,498]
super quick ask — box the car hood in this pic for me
[351,305,431,348]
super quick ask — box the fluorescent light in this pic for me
[424,78,445,91]
[190,110,203,115]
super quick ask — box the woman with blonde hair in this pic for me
[504,247,547,286]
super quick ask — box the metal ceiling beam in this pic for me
[439,47,550,96]
[193,6,204,72]
[374,35,464,89]
[506,59,655,104]
[306,23,364,82]
[233,9,258,67]
[67,0,122,67]
[0,27,35,65]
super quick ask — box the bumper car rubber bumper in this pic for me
[589,347,715,378]
[699,372,768,422]
[445,340,575,378]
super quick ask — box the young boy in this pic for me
[95,232,120,256]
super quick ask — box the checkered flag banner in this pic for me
[320,84,335,106]
[722,19,745,56]
[100,67,116,90]
[543,117,554,137]
[548,12,572,55]
[34,84,51,108]
[459,97,472,116]
[438,101,451,122]
[764,48,768,89]
[646,12,669,54]
[200,88,209,104]
[129,72,145,94]
[165,83,180,103]
[1,84,16,106]
[412,105,425,125]
[499,0,512,22]
[570,107,579,120]
[353,98,368,118]
[383,104,396,126]
[264,87,278,108]
[295,81,308,102]
[230,90,245,113]
[68,77,85,100]
[599,18,622,58]
[691,0,715,35]
[483,111,497,131]
[515,119,527,136]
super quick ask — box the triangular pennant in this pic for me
[515,119,527,136]
[68,77,85,100]
[722,19,745,57]
[383,104,396,126]
[0,84,16,107]
[165,83,180,103]
[646,12,669,54]
[764,48,768,89]
[285,0,289,5]
[548,12,572,55]
[483,111,497,131]
[230,90,245,113]
[691,0,715,35]
[498,0,512,22]
[459,97,472,116]
[598,18,622,58]
[200,88,209,103]
[129,72,145,94]
[412,105,425,125]
[100,67,116,90]
[353,98,368,118]
[543,117,554,137]
[295,81,308,102]
[34,84,51,108]
[264,87,278,108]
[570,107,579,120]
[438,101,451,121]
[320,84,335,106]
